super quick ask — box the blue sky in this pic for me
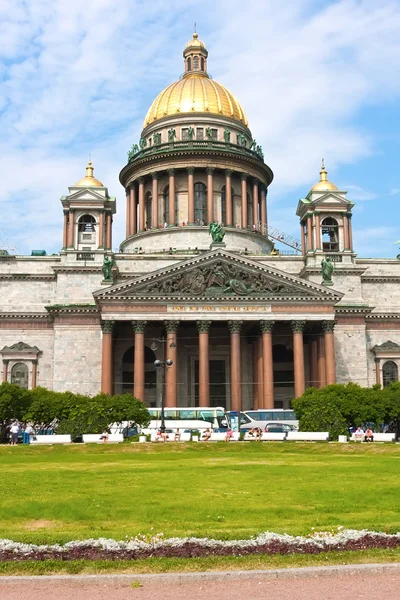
[1,0,400,257]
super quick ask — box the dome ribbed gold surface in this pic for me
[310,160,338,192]
[143,74,248,127]
[74,161,104,187]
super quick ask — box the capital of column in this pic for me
[225,169,233,177]
[197,320,212,333]
[291,320,306,333]
[168,168,175,176]
[151,172,158,180]
[260,320,275,333]
[241,173,248,181]
[206,167,215,175]
[187,167,195,175]
[138,177,144,185]
[164,320,180,333]
[101,320,115,334]
[132,320,147,333]
[322,320,337,333]
[228,320,243,333]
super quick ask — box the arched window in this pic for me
[78,214,96,232]
[221,186,227,225]
[382,361,398,387]
[321,217,339,252]
[194,182,207,224]
[187,57,191,71]
[193,56,199,70]
[163,186,169,224]
[247,193,253,228]
[11,363,28,389]
[145,192,152,229]
[201,57,205,71]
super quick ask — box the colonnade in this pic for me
[300,211,353,254]
[125,168,267,238]
[62,210,113,250]
[100,319,336,408]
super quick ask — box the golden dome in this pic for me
[185,32,206,50]
[143,73,248,127]
[311,160,338,192]
[74,160,104,187]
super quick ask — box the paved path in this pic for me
[1,565,400,600]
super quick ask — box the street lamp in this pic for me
[151,337,176,434]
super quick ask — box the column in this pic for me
[375,358,381,386]
[152,172,158,228]
[138,177,145,231]
[225,170,233,226]
[307,213,313,251]
[206,168,214,224]
[125,189,130,239]
[101,320,115,395]
[257,337,264,409]
[310,337,319,387]
[291,320,306,397]
[228,321,243,411]
[130,185,136,236]
[260,320,275,409]
[197,321,211,407]
[252,340,259,410]
[2,360,8,383]
[62,211,68,249]
[342,212,349,250]
[317,335,326,388]
[132,320,147,401]
[106,213,112,250]
[31,361,37,389]
[260,185,267,226]
[252,180,259,227]
[322,320,336,385]
[67,210,74,248]
[187,167,194,224]
[164,321,179,407]
[301,223,306,256]
[168,169,175,226]
[315,212,321,250]
[348,214,353,251]
[98,211,105,248]
[241,174,247,229]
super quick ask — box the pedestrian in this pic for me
[23,424,35,444]
[10,422,20,445]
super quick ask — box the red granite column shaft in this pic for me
[197,321,211,407]
[292,321,306,397]
[260,321,275,408]
[229,321,243,411]
[132,321,147,401]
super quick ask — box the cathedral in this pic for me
[1,33,399,411]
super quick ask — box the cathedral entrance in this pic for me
[194,359,227,408]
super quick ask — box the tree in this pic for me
[0,382,31,442]
[293,388,348,439]
[381,382,400,439]
[94,393,150,429]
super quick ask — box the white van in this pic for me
[233,409,298,432]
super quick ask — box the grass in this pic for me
[0,442,399,546]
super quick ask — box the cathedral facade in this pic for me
[1,33,399,411]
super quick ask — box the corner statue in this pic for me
[102,255,114,282]
[209,222,225,243]
[321,257,334,286]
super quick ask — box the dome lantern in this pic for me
[183,31,208,75]
[310,159,338,192]
[74,160,104,188]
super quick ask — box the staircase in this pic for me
[257,222,302,253]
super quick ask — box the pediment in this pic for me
[67,188,106,202]
[94,249,343,303]
[0,341,40,355]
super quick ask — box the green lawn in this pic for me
[0,442,399,544]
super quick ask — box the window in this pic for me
[201,57,205,71]
[194,182,207,223]
[221,186,227,225]
[196,128,204,140]
[382,361,398,387]
[321,217,339,252]
[163,186,169,224]
[182,128,189,140]
[78,214,96,232]
[145,192,152,229]
[193,56,199,70]
[247,193,253,228]
[187,57,191,71]
[11,363,28,389]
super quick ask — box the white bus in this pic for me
[141,406,229,434]
[233,409,298,431]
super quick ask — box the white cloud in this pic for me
[1,0,400,253]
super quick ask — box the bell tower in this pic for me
[296,160,355,265]
[60,161,116,253]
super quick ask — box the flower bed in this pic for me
[1,529,400,562]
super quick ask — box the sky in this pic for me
[1,0,400,257]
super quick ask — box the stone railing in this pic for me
[127,140,264,164]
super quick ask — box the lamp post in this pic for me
[151,337,176,434]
